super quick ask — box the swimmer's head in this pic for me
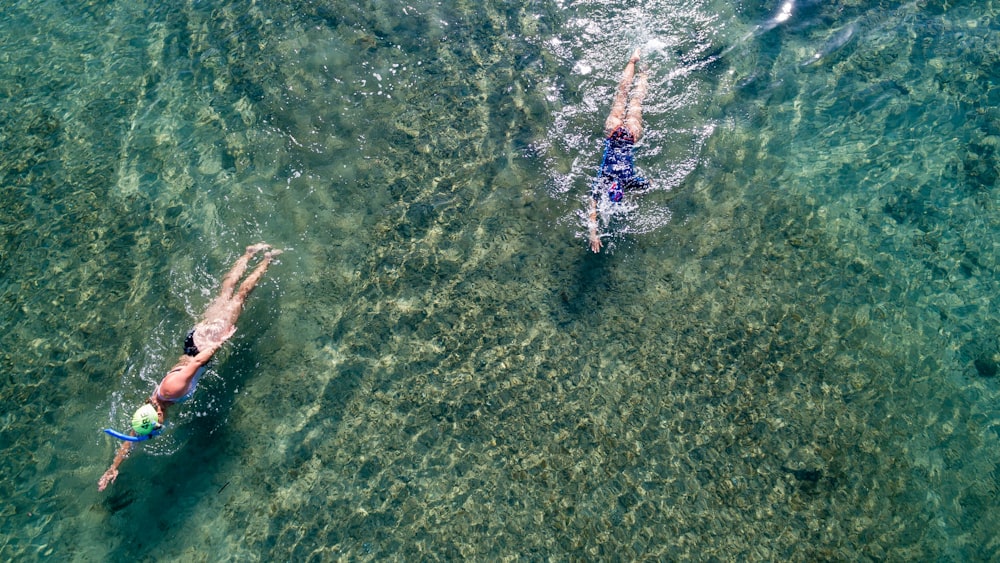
[131,404,161,436]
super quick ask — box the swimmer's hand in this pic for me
[589,231,603,253]
[98,467,118,491]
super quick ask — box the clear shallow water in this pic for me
[2,0,1000,560]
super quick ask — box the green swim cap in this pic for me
[131,404,160,435]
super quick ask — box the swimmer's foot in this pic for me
[630,48,641,64]
[246,243,271,255]
[264,249,284,259]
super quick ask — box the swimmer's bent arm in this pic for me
[157,331,232,399]
[189,337,225,367]
[193,326,236,365]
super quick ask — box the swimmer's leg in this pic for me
[219,244,270,300]
[233,250,281,308]
[624,66,648,141]
[604,48,641,135]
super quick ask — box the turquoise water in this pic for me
[3,0,1000,559]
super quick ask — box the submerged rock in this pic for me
[974,357,998,377]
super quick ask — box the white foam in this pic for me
[644,38,669,53]
[573,60,593,75]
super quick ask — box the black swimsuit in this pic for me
[183,329,200,356]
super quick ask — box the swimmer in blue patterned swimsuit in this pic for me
[99,243,281,491]
[589,48,649,253]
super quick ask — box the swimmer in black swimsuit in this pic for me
[99,243,281,491]
[589,48,648,253]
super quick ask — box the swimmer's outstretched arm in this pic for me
[98,394,172,492]
[98,440,133,491]
[588,198,602,253]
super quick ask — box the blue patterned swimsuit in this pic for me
[592,127,648,202]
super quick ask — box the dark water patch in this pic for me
[975,358,998,378]
[963,138,998,192]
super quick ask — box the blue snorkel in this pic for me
[103,426,162,442]
[105,403,163,442]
